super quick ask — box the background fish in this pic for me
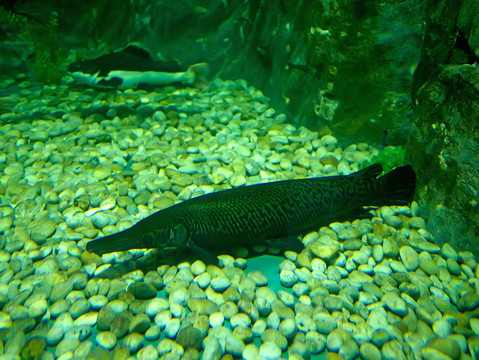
[67,44,209,89]
[86,164,416,261]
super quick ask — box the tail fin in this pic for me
[376,165,416,205]
[189,62,210,89]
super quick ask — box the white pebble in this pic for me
[399,246,420,271]
[137,344,159,360]
[196,272,211,288]
[327,329,351,352]
[314,312,337,334]
[279,270,297,288]
[154,310,172,329]
[169,287,189,306]
[203,337,223,360]
[169,302,184,318]
[190,260,206,275]
[278,290,295,307]
[367,307,388,330]
[73,312,98,327]
[96,331,116,351]
[88,295,107,311]
[165,318,180,338]
[372,245,384,263]
[259,341,282,360]
[267,312,280,330]
[145,298,169,318]
[218,254,235,268]
[252,319,267,337]
[432,319,452,338]
[230,313,251,328]
[144,326,161,341]
[279,318,297,340]
[209,312,225,328]
[225,334,245,357]
[311,258,327,272]
[46,326,63,346]
[210,276,231,292]
[243,344,260,360]
[28,299,48,318]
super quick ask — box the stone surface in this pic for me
[409,45,479,256]
[96,331,117,351]
[309,243,340,263]
[382,291,408,317]
[129,313,151,334]
[21,338,46,360]
[187,298,218,315]
[111,311,134,339]
[399,246,420,271]
[360,343,381,360]
[176,326,203,351]
[129,283,157,300]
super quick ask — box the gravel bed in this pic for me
[0,78,477,360]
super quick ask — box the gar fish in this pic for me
[86,164,416,261]
[67,44,209,90]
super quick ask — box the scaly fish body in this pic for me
[86,164,416,257]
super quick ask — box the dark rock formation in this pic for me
[407,0,479,255]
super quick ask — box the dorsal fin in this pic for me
[115,43,153,60]
[351,163,383,179]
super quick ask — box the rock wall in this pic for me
[407,0,479,255]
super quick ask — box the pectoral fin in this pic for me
[187,242,218,264]
[167,224,217,264]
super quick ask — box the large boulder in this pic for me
[408,0,479,255]
[408,65,479,254]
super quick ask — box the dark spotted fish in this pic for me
[86,164,416,260]
[67,44,209,90]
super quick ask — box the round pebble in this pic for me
[190,260,206,275]
[3,77,479,360]
[259,341,282,360]
[279,270,297,288]
[210,276,231,292]
[129,283,157,300]
[399,245,420,271]
[188,298,218,315]
[309,243,340,263]
[129,313,151,334]
[360,343,381,360]
[96,331,117,350]
[230,313,252,328]
[137,344,159,360]
[382,291,408,316]
[314,312,337,334]
[28,299,48,318]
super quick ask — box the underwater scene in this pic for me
[1,1,479,359]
